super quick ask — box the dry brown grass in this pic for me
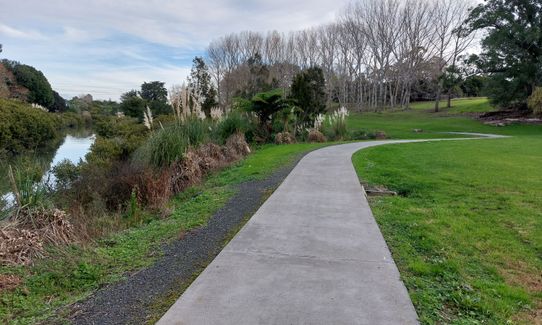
[171,133,250,194]
[275,132,296,144]
[308,130,326,143]
[0,208,77,266]
[0,274,22,292]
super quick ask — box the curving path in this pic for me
[157,134,506,325]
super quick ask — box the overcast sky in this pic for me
[0,0,350,100]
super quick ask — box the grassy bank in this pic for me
[347,106,538,139]
[409,97,492,113]
[0,143,326,324]
[352,130,542,323]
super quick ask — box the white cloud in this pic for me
[0,0,351,99]
[0,24,47,40]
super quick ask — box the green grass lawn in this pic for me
[409,97,493,113]
[0,142,326,324]
[347,99,538,139]
[352,126,542,323]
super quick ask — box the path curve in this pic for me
[157,133,506,325]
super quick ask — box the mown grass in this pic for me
[409,97,492,113]
[347,98,538,139]
[352,130,542,324]
[0,142,326,324]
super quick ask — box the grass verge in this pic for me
[352,133,542,324]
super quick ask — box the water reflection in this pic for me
[1,131,95,210]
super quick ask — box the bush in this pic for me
[214,111,249,144]
[350,129,371,140]
[0,99,61,154]
[307,130,326,143]
[274,132,295,144]
[51,160,80,190]
[58,112,84,128]
[7,160,50,209]
[86,137,125,165]
[527,87,542,115]
[324,107,349,140]
[136,118,209,168]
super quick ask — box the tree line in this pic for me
[205,0,476,112]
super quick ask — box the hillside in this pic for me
[0,62,30,101]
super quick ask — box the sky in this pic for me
[0,0,350,100]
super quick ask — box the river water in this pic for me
[1,131,95,210]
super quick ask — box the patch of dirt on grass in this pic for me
[511,302,542,325]
[479,109,542,126]
[0,274,22,292]
[500,259,542,293]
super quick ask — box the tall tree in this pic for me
[140,81,170,115]
[50,91,67,112]
[290,67,326,125]
[188,57,217,117]
[466,0,542,108]
[120,90,146,120]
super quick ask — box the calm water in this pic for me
[1,131,95,209]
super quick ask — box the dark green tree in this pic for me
[465,0,542,108]
[120,90,146,120]
[141,81,170,115]
[188,57,218,117]
[290,67,326,125]
[461,75,487,97]
[141,81,167,102]
[249,89,287,126]
[50,91,67,112]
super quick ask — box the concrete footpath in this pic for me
[157,135,505,325]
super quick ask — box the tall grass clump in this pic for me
[7,159,50,210]
[325,106,349,140]
[214,110,249,144]
[527,87,542,115]
[136,117,209,168]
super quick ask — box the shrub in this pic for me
[275,132,295,144]
[308,130,326,143]
[527,87,542,115]
[375,131,387,139]
[86,137,125,165]
[58,112,84,128]
[51,159,80,190]
[136,118,209,168]
[7,160,50,209]
[325,107,349,140]
[350,129,371,140]
[214,110,249,144]
[0,99,60,154]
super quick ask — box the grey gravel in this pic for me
[68,154,306,325]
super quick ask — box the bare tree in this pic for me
[204,0,476,112]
